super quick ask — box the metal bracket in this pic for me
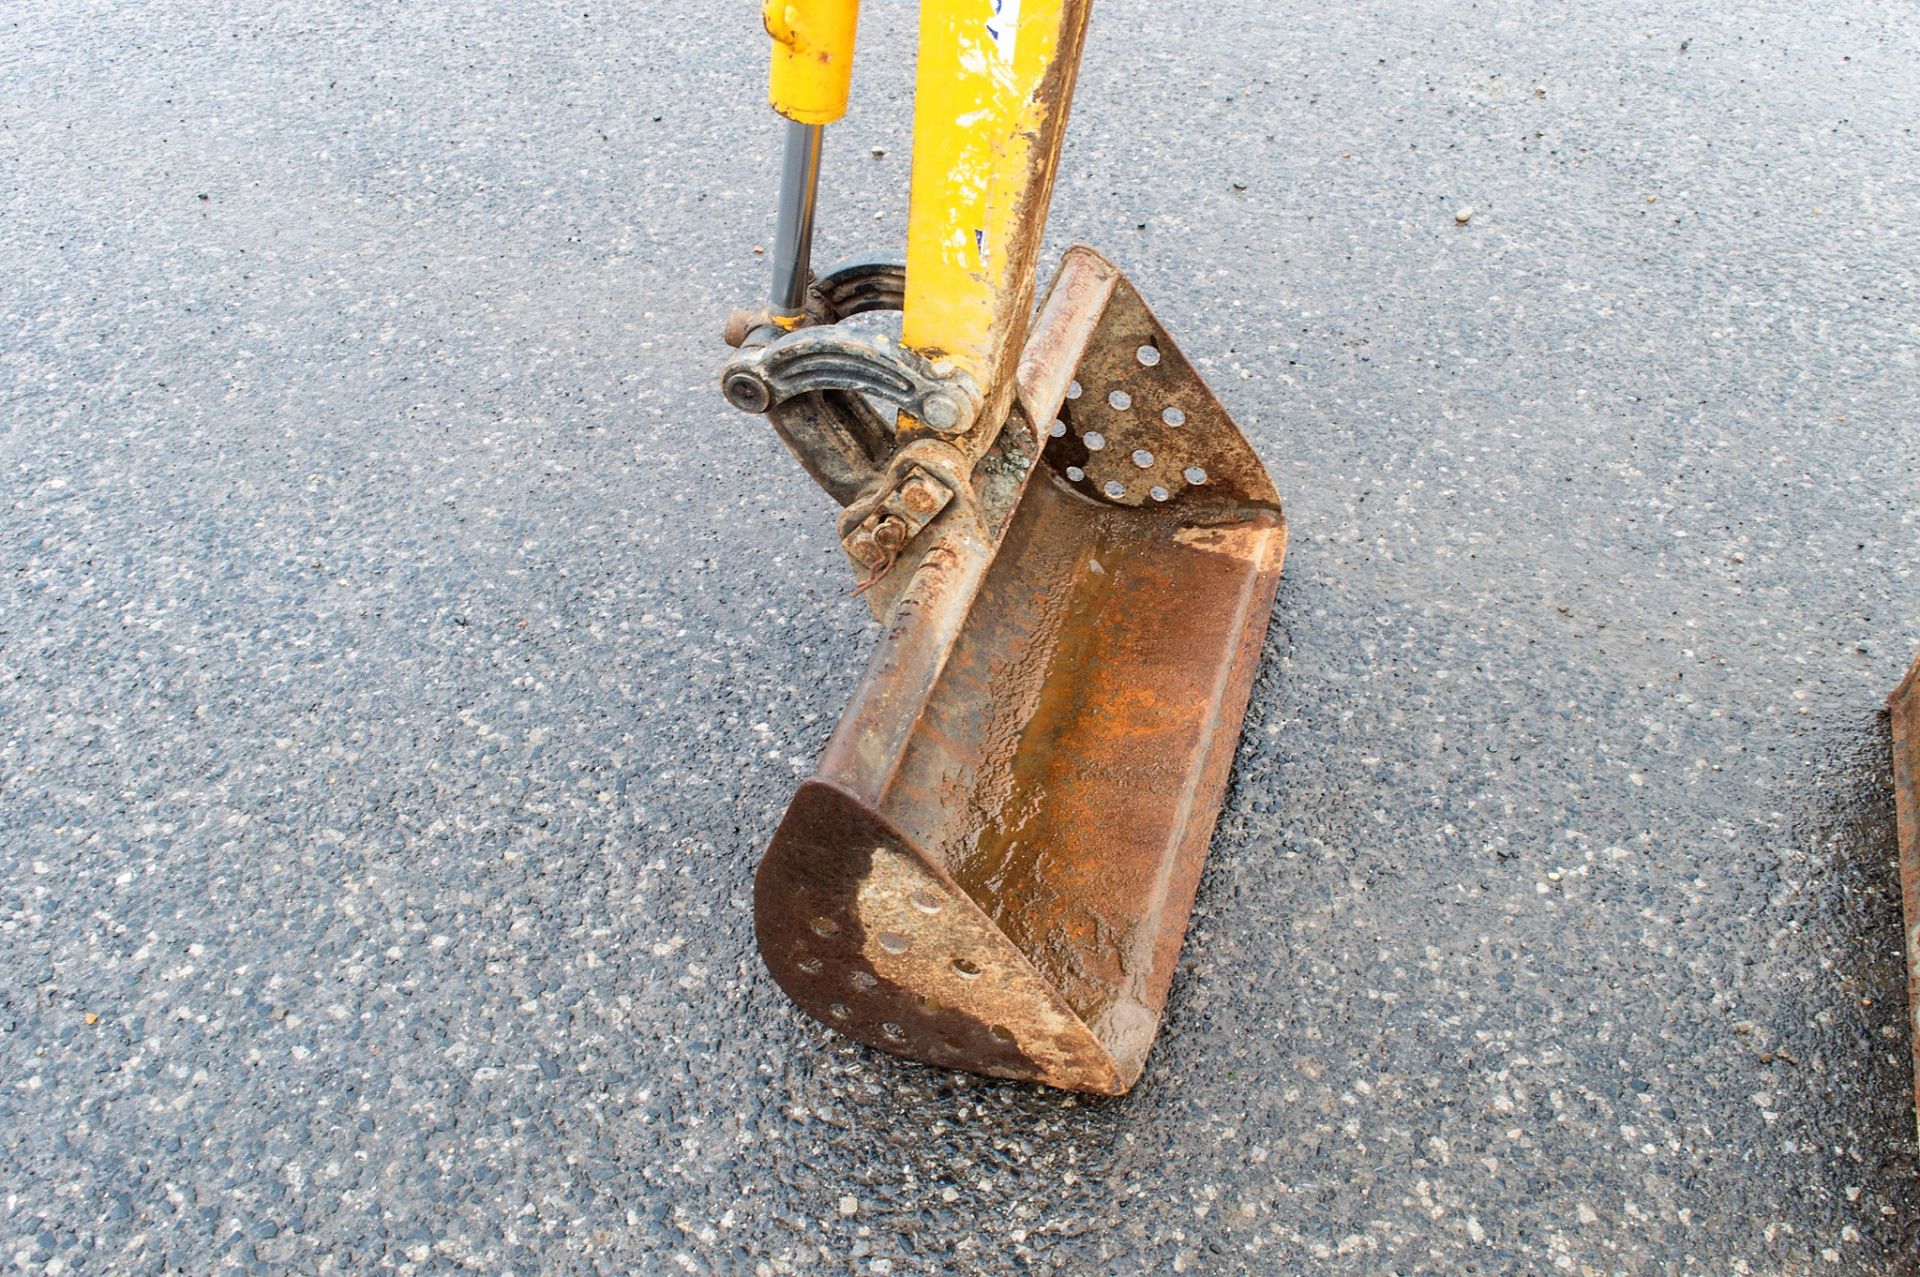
[720,259,980,519]
[722,325,981,435]
[840,462,955,586]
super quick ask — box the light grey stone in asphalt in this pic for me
[2,0,1919,1273]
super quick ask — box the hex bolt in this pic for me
[900,477,944,517]
[872,516,910,551]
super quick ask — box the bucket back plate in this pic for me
[755,248,1286,1093]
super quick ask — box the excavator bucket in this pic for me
[1890,655,1920,1133]
[720,0,1282,1092]
[752,248,1285,1093]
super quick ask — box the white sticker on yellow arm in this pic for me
[987,0,1020,63]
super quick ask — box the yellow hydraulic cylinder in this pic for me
[764,0,861,125]
[761,0,860,323]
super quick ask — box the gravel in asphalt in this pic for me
[3,0,1919,1272]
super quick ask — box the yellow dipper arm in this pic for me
[902,0,1092,433]
[764,0,861,125]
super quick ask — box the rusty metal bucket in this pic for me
[1889,654,1920,1134]
[754,247,1286,1094]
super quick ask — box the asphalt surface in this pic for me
[5,0,1920,1273]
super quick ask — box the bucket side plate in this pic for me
[756,779,1126,1091]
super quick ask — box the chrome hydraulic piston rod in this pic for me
[770,119,825,324]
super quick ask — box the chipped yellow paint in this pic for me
[901,0,1087,393]
[764,0,860,125]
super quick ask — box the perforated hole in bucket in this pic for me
[1107,389,1132,411]
[1066,379,1082,400]
[809,916,840,938]
[828,1002,849,1020]
[795,956,823,975]
[909,889,943,914]
[849,970,878,992]
[1184,466,1209,485]
[877,932,910,955]
[1131,449,1154,469]
[1103,480,1126,499]
[951,957,982,978]
[1065,465,1085,482]
[1048,418,1066,438]
[1136,344,1161,367]
[987,1025,1013,1042]
[1150,485,1170,502]
[1082,431,1106,451]
[881,1022,905,1041]
[1162,405,1185,427]
[918,995,942,1013]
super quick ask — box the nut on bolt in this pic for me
[872,516,910,552]
[844,528,887,568]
